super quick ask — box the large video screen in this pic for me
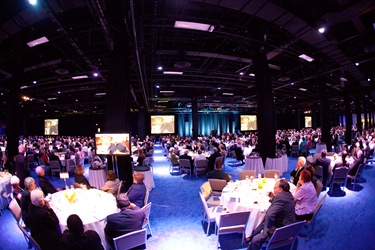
[305,116,312,128]
[240,115,257,131]
[44,119,59,135]
[151,115,175,134]
[95,133,131,155]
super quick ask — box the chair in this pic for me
[264,169,281,178]
[145,157,153,171]
[113,228,147,250]
[17,223,41,250]
[265,220,306,250]
[117,180,126,195]
[215,211,250,248]
[329,167,349,193]
[314,165,323,182]
[239,170,256,180]
[199,192,219,235]
[141,202,153,237]
[347,163,365,190]
[315,179,323,198]
[291,145,299,157]
[208,179,227,196]
[144,188,150,206]
[200,181,220,207]
[66,159,76,174]
[195,159,207,178]
[168,155,180,174]
[313,153,321,160]
[303,193,327,236]
[49,160,61,177]
[179,159,192,178]
[26,154,35,170]
[9,198,23,225]
[2,181,13,204]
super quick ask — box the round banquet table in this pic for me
[265,155,288,173]
[0,171,12,209]
[50,188,118,250]
[244,156,264,175]
[220,178,296,237]
[134,166,155,191]
[89,167,107,189]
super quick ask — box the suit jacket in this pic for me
[264,191,295,231]
[206,170,230,182]
[179,154,194,168]
[290,166,305,186]
[28,204,61,250]
[312,157,331,185]
[74,174,94,189]
[61,230,104,250]
[38,176,58,196]
[127,182,147,208]
[20,189,31,227]
[207,152,221,171]
[14,153,29,189]
[105,206,145,248]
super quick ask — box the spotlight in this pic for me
[157,66,163,70]
[28,0,37,6]
[93,72,99,77]
[318,27,325,33]
[355,62,359,66]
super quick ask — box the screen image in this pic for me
[151,115,175,134]
[305,116,312,128]
[240,115,257,131]
[95,133,130,155]
[44,119,59,135]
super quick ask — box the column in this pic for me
[344,89,352,144]
[192,96,198,139]
[355,96,362,135]
[319,82,331,150]
[253,50,275,162]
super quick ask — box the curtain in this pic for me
[177,113,232,136]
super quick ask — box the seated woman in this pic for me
[136,148,146,166]
[294,170,318,221]
[127,172,147,208]
[169,148,179,166]
[101,170,121,196]
[61,214,104,250]
[74,165,94,189]
[11,175,23,204]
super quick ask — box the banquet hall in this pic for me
[0,1,375,249]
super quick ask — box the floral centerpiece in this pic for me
[64,190,77,204]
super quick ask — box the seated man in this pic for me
[28,189,62,250]
[127,172,147,208]
[20,177,37,227]
[104,194,145,249]
[206,161,230,182]
[194,149,207,165]
[61,214,104,250]
[179,149,194,171]
[207,147,221,171]
[36,166,61,196]
[310,149,331,187]
[247,179,295,250]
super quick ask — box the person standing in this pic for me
[14,145,29,189]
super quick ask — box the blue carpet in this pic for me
[1,143,375,250]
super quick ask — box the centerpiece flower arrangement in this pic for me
[64,190,77,204]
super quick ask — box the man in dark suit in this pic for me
[207,147,221,171]
[105,193,145,249]
[248,179,295,250]
[14,145,29,189]
[28,189,62,250]
[310,149,331,186]
[179,149,194,171]
[36,166,61,196]
[206,161,230,182]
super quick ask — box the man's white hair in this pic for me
[30,189,44,206]
[35,166,44,176]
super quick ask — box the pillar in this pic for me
[192,96,198,139]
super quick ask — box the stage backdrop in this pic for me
[177,113,235,136]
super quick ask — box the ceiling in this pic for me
[0,0,374,118]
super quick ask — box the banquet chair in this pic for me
[239,170,256,180]
[168,155,180,174]
[208,179,227,196]
[329,167,349,194]
[215,211,250,248]
[314,165,323,182]
[195,159,207,178]
[9,198,23,225]
[26,154,35,170]
[347,163,365,190]
[200,181,220,207]
[117,181,127,195]
[302,193,327,238]
[49,160,61,177]
[315,179,324,198]
[113,228,147,250]
[144,188,150,206]
[144,157,153,171]
[199,192,220,235]
[265,220,305,250]
[179,159,192,178]
[264,170,281,178]
[141,202,153,237]
[2,181,13,204]
[18,223,41,250]
[66,159,76,174]
[291,145,299,157]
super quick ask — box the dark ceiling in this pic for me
[0,0,374,118]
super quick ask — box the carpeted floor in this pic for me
[1,142,375,250]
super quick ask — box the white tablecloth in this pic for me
[134,169,155,191]
[50,188,118,250]
[89,168,107,189]
[316,143,327,153]
[265,156,288,173]
[220,179,296,237]
[0,172,12,209]
[244,157,264,175]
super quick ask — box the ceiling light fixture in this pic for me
[299,88,307,91]
[368,78,371,82]
[174,21,214,32]
[249,73,255,77]
[20,85,28,89]
[95,93,106,96]
[355,62,359,66]
[27,36,49,47]
[318,27,325,33]
[72,75,88,79]
[299,54,314,62]
[157,66,163,70]
[47,97,57,100]
[339,77,348,82]
[239,72,244,76]
[222,93,234,96]
[28,0,37,5]
[32,81,37,84]
[163,71,183,75]
[160,90,175,94]
[93,72,99,77]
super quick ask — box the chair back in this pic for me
[141,202,153,237]
[208,179,227,194]
[331,167,349,184]
[17,223,41,250]
[314,165,323,181]
[3,181,12,203]
[113,228,147,250]
[215,156,224,168]
[195,159,207,168]
[264,169,281,178]
[239,170,256,180]
[66,159,76,172]
[218,211,250,230]
[39,158,46,167]
[265,220,306,250]
[144,188,150,205]
[200,181,212,199]
[307,193,327,225]
[9,198,22,223]
[199,192,211,216]
[315,179,323,198]
[179,159,191,168]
